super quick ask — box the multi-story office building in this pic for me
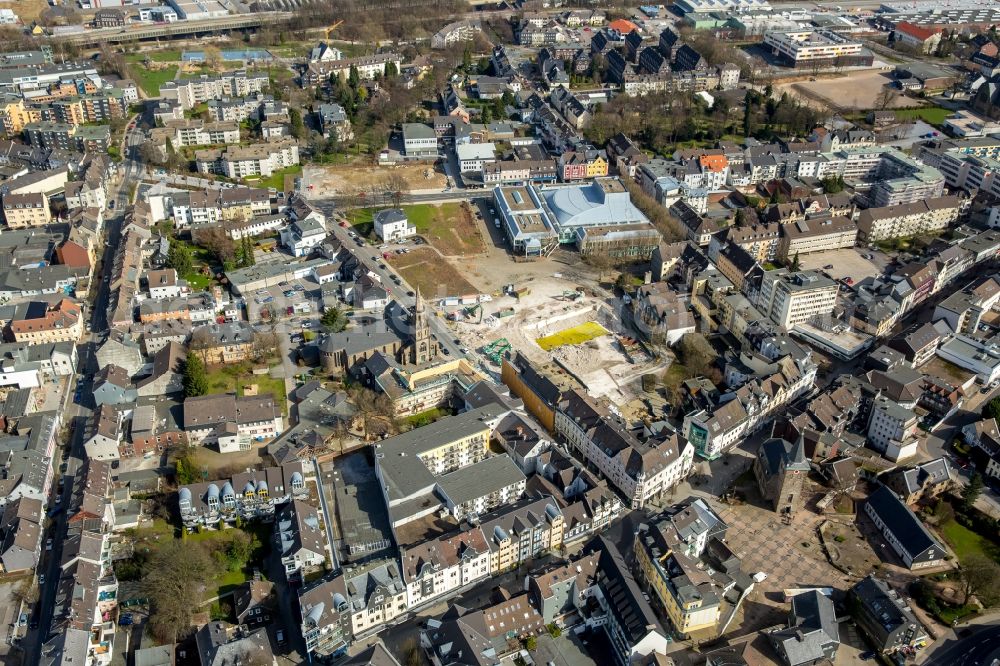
[757,269,838,329]
[763,29,870,67]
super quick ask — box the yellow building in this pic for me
[10,299,83,344]
[633,501,728,638]
[501,353,581,434]
[0,99,40,135]
[3,192,51,228]
[586,154,609,178]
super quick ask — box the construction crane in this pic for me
[324,21,344,40]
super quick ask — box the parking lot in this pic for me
[797,247,891,283]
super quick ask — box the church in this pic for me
[318,290,439,374]
[317,291,485,417]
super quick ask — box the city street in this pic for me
[20,123,143,665]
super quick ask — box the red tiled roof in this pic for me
[895,21,938,41]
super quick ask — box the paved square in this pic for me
[709,497,852,633]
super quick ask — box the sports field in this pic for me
[536,322,609,351]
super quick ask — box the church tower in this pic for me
[409,288,433,365]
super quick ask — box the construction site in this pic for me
[446,274,668,407]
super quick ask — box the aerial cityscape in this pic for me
[1,0,1000,664]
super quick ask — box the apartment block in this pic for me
[2,192,51,228]
[195,139,299,179]
[159,70,270,110]
[555,389,694,509]
[857,197,962,243]
[151,119,241,148]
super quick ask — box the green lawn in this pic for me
[895,106,951,127]
[345,208,375,237]
[940,519,999,563]
[204,365,288,416]
[129,64,178,97]
[249,164,302,191]
[126,49,182,63]
[184,271,213,289]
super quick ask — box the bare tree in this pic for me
[960,555,1000,606]
[875,85,900,111]
[144,541,216,643]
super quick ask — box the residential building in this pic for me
[633,498,729,637]
[182,393,284,451]
[856,197,962,243]
[769,590,840,666]
[195,139,299,179]
[850,576,928,654]
[555,389,694,509]
[479,496,565,573]
[276,499,328,581]
[9,299,82,344]
[373,209,416,242]
[2,192,50,228]
[159,70,270,110]
[178,462,307,529]
[399,525,491,609]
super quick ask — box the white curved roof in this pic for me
[541,180,648,230]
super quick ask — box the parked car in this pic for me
[302,322,313,329]
[45,538,52,551]
[276,629,286,646]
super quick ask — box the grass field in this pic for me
[895,106,951,127]
[129,64,178,96]
[392,247,477,298]
[205,365,288,416]
[940,518,1000,563]
[536,321,609,351]
[126,50,183,63]
[249,164,302,191]
[347,203,485,256]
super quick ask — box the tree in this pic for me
[198,227,236,265]
[821,175,845,194]
[289,107,305,140]
[676,332,718,380]
[321,306,348,332]
[982,396,1000,422]
[348,65,360,89]
[524,635,537,651]
[167,242,193,277]
[12,578,38,606]
[385,61,398,78]
[960,554,1000,606]
[203,45,223,70]
[875,85,900,111]
[137,140,164,166]
[789,252,801,272]
[183,352,209,397]
[144,540,215,643]
[962,473,984,511]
